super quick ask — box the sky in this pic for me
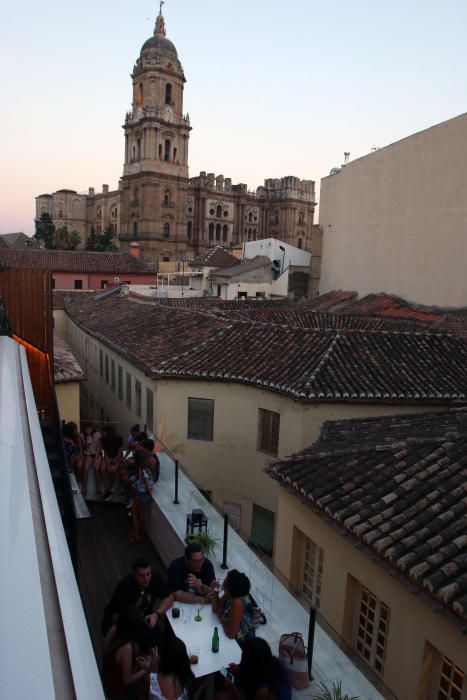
[1,0,467,235]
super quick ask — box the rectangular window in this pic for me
[100,280,108,289]
[105,354,109,383]
[74,279,83,289]
[99,349,103,377]
[117,365,123,400]
[187,398,214,441]
[111,359,116,391]
[51,278,56,289]
[126,371,132,409]
[135,380,142,417]
[355,585,390,677]
[146,388,154,433]
[299,532,324,609]
[250,503,274,556]
[257,408,280,455]
[437,657,465,700]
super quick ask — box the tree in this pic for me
[51,226,81,250]
[86,224,118,252]
[34,212,55,248]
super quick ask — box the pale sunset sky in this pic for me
[1,0,466,235]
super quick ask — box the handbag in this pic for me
[279,632,309,690]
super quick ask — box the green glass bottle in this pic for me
[212,625,219,653]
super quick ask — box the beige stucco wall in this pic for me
[53,309,67,336]
[55,382,81,425]
[275,489,467,700]
[319,112,467,307]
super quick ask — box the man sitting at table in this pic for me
[168,543,216,604]
[102,557,173,648]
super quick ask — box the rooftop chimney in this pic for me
[103,184,109,194]
[344,152,350,165]
[88,187,95,196]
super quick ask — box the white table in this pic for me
[168,602,242,678]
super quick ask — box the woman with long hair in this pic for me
[130,450,154,542]
[235,638,291,700]
[149,637,194,700]
[212,570,255,643]
[102,607,155,700]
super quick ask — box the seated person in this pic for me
[212,569,255,642]
[149,637,194,700]
[102,607,156,700]
[233,638,291,700]
[102,557,173,650]
[167,543,216,604]
[142,438,160,483]
[62,422,81,473]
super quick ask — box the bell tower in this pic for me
[119,4,191,262]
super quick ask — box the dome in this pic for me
[140,33,178,59]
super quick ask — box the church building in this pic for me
[36,7,316,265]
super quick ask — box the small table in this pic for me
[168,602,242,678]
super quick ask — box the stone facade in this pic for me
[36,9,316,267]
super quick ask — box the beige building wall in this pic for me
[275,489,467,700]
[319,112,467,307]
[55,382,81,425]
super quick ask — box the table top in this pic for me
[168,602,242,678]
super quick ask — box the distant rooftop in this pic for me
[0,249,156,274]
[189,246,240,268]
[53,333,86,383]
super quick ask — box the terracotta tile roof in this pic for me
[268,409,467,624]
[65,294,467,403]
[0,249,156,274]
[189,246,241,268]
[337,292,446,322]
[0,232,40,249]
[300,290,358,312]
[53,290,94,309]
[53,333,85,383]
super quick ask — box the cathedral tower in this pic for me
[119,5,191,261]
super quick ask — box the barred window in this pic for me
[257,408,280,455]
[299,533,324,609]
[438,657,465,700]
[111,359,116,391]
[105,354,109,384]
[146,388,154,433]
[126,371,132,409]
[355,586,390,676]
[135,380,142,417]
[117,365,123,400]
[187,398,214,441]
[99,349,103,378]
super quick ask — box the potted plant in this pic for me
[187,530,219,559]
[314,681,360,700]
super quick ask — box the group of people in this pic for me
[100,547,291,700]
[63,422,160,541]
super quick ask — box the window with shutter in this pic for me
[187,398,214,441]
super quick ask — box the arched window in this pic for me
[215,224,221,241]
[133,188,139,205]
[164,139,171,162]
[96,207,102,220]
[187,221,193,239]
[248,227,252,240]
[58,209,63,218]
[163,223,170,238]
[132,145,136,161]
[133,222,138,236]
[165,83,172,105]
[137,138,141,160]
[248,212,253,223]
[111,207,117,218]
[222,224,228,242]
[298,211,305,225]
[298,238,302,249]
[208,223,214,241]
[163,190,170,206]
[253,229,257,241]
[216,204,222,218]
[158,144,162,159]
[136,82,143,106]
[173,147,177,163]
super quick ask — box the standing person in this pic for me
[149,638,194,700]
[167,543,216,604]
[102,607,155,700]
[130,451,154,542]
[233,638,292,700]
[102,558,173,650]
[81,422,101,497]
[101,425,124,501]
[212,570,255,642]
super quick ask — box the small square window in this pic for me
[74,279,83,290]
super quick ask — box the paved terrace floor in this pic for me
[77,501,167,666]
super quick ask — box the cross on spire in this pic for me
[155,1,166,35]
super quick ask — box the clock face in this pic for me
[165,106,173,122]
